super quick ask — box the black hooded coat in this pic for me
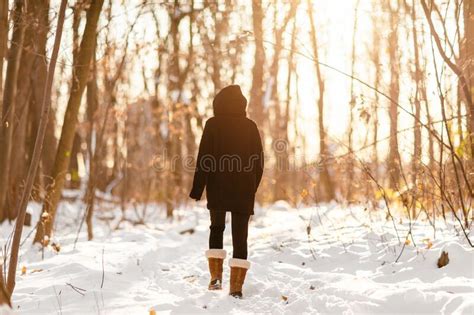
[189,85,264,215]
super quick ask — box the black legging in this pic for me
[209,211,250,259]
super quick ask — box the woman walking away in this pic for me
[189,85,264,298]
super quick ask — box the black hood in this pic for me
[213,85,247,117]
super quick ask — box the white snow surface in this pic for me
[1,200,473,314]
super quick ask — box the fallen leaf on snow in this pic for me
[51,242,61,253]
[437,251,449,268]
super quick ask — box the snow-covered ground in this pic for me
[1,200,473,314]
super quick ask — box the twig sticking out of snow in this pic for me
[101,248,105,289]
[66,283,86,296]
[53,286,63,315]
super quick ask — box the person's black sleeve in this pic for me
[254,125,264,190]
[189,120,213,200]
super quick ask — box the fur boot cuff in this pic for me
[229,258,250,269]
[206,249,227,259]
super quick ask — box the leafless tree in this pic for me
[6,0,68,295]
[307,0,335,201]
[34,0,105,245]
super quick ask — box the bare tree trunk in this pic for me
[271,1,298,200]
[9,93,29,218]
[455,0,464,148]
[307,0,335,201]
[6,0,67,295]
[67,133,83,189]
[249,0,265,127]
[83,17,131,237]
[33,0,105,245]
[67,0,86,191]
[409,0,422,219]
[369,4,381,182]
[279,17,297,201]
[0,0,8,95]
[84,38,98,240]
[275,19,297,199]
[164,2,194,218]
[28,12,58,196]
[30,0,56,185]
[9,0,51,218]
[346,0,360,201]
[464,0,474,156]
[166,10,181,218]
[387,0,401,189]
[423,83,435,170]
[208,1,230,92]
[0,0,25,222]
[0,265,10,307]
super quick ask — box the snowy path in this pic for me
[1,201,473,314]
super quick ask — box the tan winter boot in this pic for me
[229,258,250,298]
[205,249,226,290]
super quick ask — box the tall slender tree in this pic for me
[408,0,423,218]
[386,0,401,189]
[279,17,298,200]
[369,0,381,181]
[9,0,52,216]
[307,0,335,201]
[464,0,474,156]
[455,0,464,148]
[163,1,195,218]
[7,0,68,295]
[346,0,360,201]
[271,0,299,200]
[33,0,105,244]
[0,0,8,95]
[249,0,265,128]
[0,0,25,221]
